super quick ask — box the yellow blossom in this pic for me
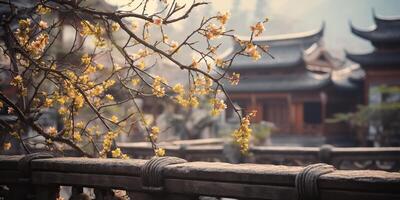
[81,53,91,65]
[38,21,48,29]
[233,111,256,153]
[229,72,240,85]
[103,79,115,89]
[29,33,49,55]
[36,5,51,15]
[175,95,189,108]
[163,34,169,43]
[100,131,118,157]
[251,22,265,37]
[18,19,31,30]
[57,96,68,105]
[73,131,82,142]
[205,23,224,40]
[131,78,140,86]
[112,148,122,158]
[80,20,102,36]
[74,95,84,109]
[10,75,23,86]
[210,98,227,116]
[149,126,160,141]
[151,126,160,135]
[217,11,230,25]
[137,60,146,70]
[111,22,120,32]
[96,63,104,70]
[155,147,165,157]
[207,63,212,72]
[169,40,179,52]
[44,98,53,107]
[173,83,184,95]
[85,65,97,74]
[189,96,199,108]
[245,43,261,61]
[105,94,114,101]
[3,142,11,150]
[137,49,149,57]
[58,106,67,115]
[76,121,85,129]
[191,58,199,69]
[46,126,57,136]
[111,115,118,123]
[152,76,167,98]
[88,84,103,96]
[215,58,225,68]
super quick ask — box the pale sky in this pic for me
[106,0,400,58]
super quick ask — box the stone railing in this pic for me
[1,154,399,200]
[118,141,400,171]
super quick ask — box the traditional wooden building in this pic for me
[225,25,363,137]
[346,12,400,104]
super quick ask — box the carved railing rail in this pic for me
[1,154,400,200]
[118,142,400,171]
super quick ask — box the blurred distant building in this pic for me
[225,24,364,140]
[347,12,400,104]
[347,12,400,145]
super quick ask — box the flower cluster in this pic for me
[205,23,225,40]
[229,72,240,85]
[100,131,118,157]
[155,147,166,157]
[111,148,129,159]
[217,11,230,25]
[80,20,106,47]
[233,111,256,153]
[111,22,120,32]
[36,5,51,15]
[15,19,50,57]
[244,43,261,61]
[251,22,265,37]
[149,126,160,142]
[210,98,227,116]
[152,76,167,97]
[10,75,27,96]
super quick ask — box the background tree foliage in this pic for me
[328,86,400,146]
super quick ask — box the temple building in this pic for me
[346,12,400,104]
[225,24,363,138]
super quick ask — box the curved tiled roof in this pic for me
[346,50,400,67]
[225,71,331,93]
[230,46,305,70]
[349,12,400,45]
[228,23,324,71]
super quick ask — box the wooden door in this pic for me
[262,99,290,133]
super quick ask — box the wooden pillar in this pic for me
[320,92,327,136]
[293,102,304,134]
[287,94,293,133]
